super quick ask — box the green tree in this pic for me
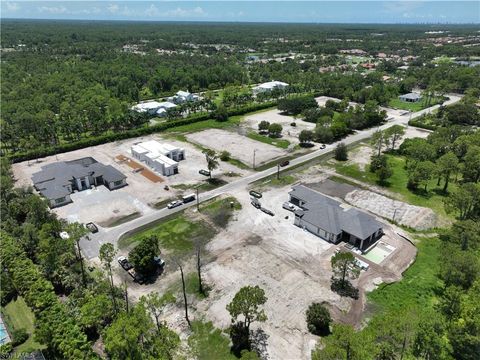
[371,130,386,156]
[334,143,348,161]
[226,285,267,334]
[258,120,270,133]
[462,146,480,183]
[306,303,332,336]
[129,235,159,275]
[140,292,176,332]
[407,161,436,191]
[436,151,459,192]
[299,130,314,145]
[312,323,372,360]
[384,125,406,150]
[103,303,179,360]
[203,149,219,179]
[220,150,231,161]
[330,251,360,288]
[268,123,283,137]
[444,182,480,220]
[99,243,118,313]
[214,105,229,122]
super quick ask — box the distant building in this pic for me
[168,90,201,104]
[32,157,127,208]
[131,100,177,115]
[131,140,185,176]
[289,185,383,251]
[252,80,289,95]
[399,93,422,103]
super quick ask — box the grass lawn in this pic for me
[334,154,452,218]
[118,215,215,254]
[247,132,290,149]
[188,321,236,360]
[388,97,441,112]
[200,196,241,228]
[368,237,442,311]
[2,297,45,354]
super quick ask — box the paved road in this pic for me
[80,94,461,259]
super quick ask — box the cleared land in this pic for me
[242,108,315,145]
[186,129,287,167]
[12,134,251,225]
[113,182,415,360]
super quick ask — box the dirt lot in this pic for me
[242,109,316,145]
[186,129,287,167]
[12,134,251,225]
[113,183,416,360]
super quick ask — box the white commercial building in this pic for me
[252,80,289,95]
[131,101,177,116]
[131,140,185,176]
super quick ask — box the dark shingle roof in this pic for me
[32,157,126,200]
[290,185,382,240]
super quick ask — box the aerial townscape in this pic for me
[1,1,480,360]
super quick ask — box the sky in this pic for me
[1,1,479,24]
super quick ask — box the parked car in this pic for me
[280,160,290,167]
[249,190,262,199]
[282,202,296,211]
[182,193,196,203]
[320,144,326,149]
[251,198,261,209]
[85,222,98,233]
[117,256,133,270]
[261,207,275,216]
[167,200,182,209]
[154,256,165,268]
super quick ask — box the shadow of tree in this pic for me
[250,328,269,359]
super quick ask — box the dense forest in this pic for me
[1,20,480,158]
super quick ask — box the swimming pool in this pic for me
[0,316,11,345]
[363,241,396,264]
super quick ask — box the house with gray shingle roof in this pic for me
[289,185,383,251]
[32,157,127,208]
[399,92,422,103]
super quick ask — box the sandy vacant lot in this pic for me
[186,129,287,167]
[115,182,416,360]
[12,133,251,225]
[243,109,316,145]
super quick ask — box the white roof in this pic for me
[132,140,182,158]
[132,101,163,112]
[255,80,289,90]
[157,101,177,109]
[176,90,191,97]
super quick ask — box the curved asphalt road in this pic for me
[80,94,461,259]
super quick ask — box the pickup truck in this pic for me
[127,269,145,284]
[282,202,296,211]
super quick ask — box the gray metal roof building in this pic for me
[32,157,127,208]
[398,92,422,103]
[289,185,383,250]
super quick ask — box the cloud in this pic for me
[5,2,20,12]
[107,4,119,14]
[144,4,206,18]
[38,6,68,14]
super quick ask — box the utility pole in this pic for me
[253,149,257,170]
[196,186,200,211]
[277,164,280,180]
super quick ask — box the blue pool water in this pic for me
[0,318,11,345]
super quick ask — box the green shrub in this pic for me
[220,151,231,161]
[12,328,29,346]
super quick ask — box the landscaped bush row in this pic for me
[408,119,438,131]
[9,102,277,163]
[0,232,95,359]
